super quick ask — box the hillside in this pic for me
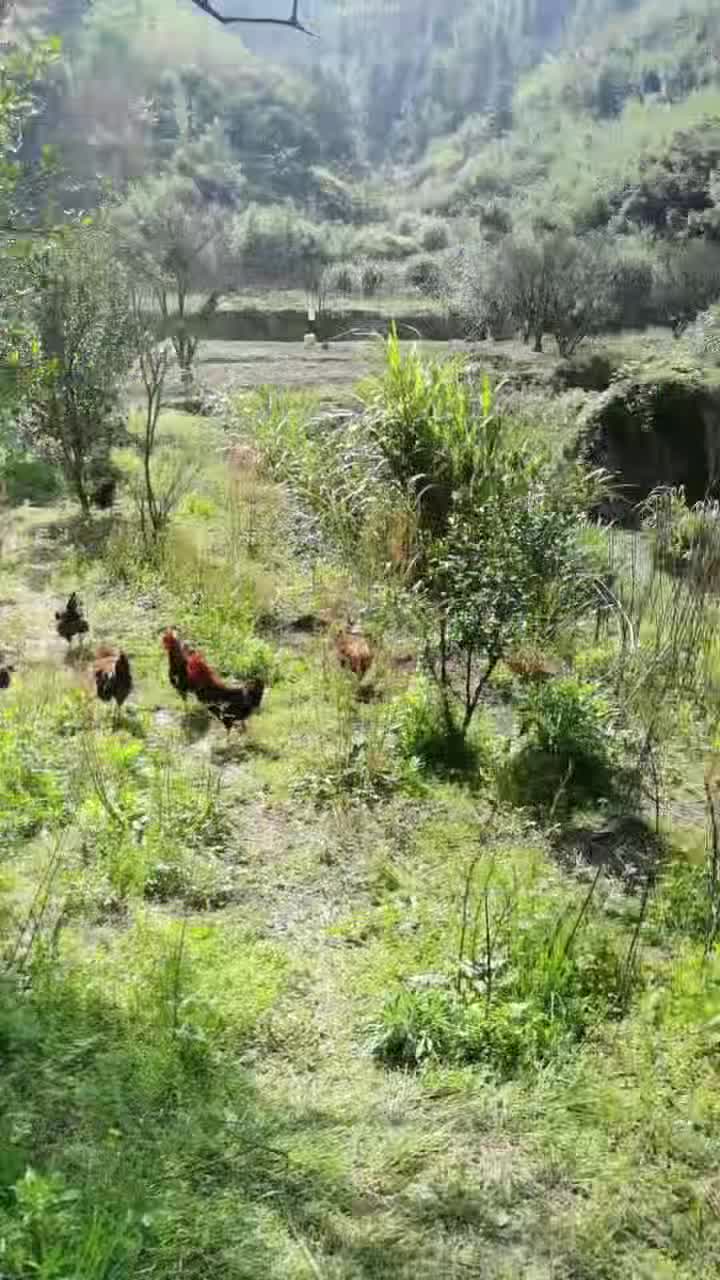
[5,0,720,339]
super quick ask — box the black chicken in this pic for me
[94,648,133,709]
[55,592,89,645]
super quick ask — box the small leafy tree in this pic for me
[362,334,597,736]
[465,233,616,354]
[425,463,594,735]
[653,241,720,337]
[113,170,235,391]
[134,310,171,539]
[25,227,137,513]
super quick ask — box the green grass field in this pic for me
[1,393,719,1279]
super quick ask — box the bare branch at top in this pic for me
[189,0,317,37]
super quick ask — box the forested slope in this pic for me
[8,0,720,324]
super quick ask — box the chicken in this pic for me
[185,651,264,733]
[55,592,89,645]
[162,628,196,701]
[335,626,373,678]
[94,647,133,709]
[505,649,559,682]
[91,477,116,510]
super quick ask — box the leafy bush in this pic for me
[22,226,138,513]
[420,221,450,252]
[406,256,444,296]
[650,855,711,943]
[0,452,63,504]
[503,677,616,812]
[360,335,599,735]
[394,676,498,781]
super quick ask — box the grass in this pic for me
[213,288,447,317]
[1,395,719,1278]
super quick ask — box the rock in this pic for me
[573,375,720,525]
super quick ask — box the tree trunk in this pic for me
[74,469,90,515]
[461,654,500,738]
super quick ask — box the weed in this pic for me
[501,677,618,814]
[372,849,641,1076]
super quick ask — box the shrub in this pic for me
[394,676,498,781]
[406,256,444,296]
[352,228,419,261]
[332,264,356,296]
[503,677,616,812]
[420,221,450,252]
[361,335,599,735]
[395,213,420,237]
[308,166,360,223]
[23,226,138,513]
[478,201,512,235]
[1,453,62,504]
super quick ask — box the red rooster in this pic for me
[185,651,264,733]
[94,647,133,709]
[161,628,195,701]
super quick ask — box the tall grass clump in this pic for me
[501,676,619,815]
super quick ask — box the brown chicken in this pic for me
[94,647,133,709]
[185,651,264,733]
[505,649,559,682]
[55,592,89,645]
[162,628,196,701]
[335,627,373,678]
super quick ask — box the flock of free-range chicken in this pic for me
[0,592,375,734]
[0,592,264,734]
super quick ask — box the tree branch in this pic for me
[189,0,317,36]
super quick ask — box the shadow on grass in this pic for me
[0,962,436,1279]
[109,707,147,738]
[498,744,617,820]
[208,733,282,765]
[63,643,94,669]
[412,721,489,788]
[181,706,213,743]
[551,815,666,889]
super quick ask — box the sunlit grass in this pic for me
[2,390,720,1278]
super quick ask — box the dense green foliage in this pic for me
[5,0,720,349]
